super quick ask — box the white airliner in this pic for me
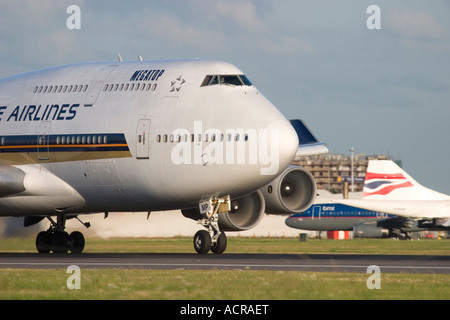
[339,160,450,231]
[0,58,327,254]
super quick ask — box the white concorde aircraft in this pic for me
[338,160,450,234]
[0,58,327,254]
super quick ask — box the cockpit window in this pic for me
[219,75,242,86]
[201,74,253,87]
[239,75,252,86]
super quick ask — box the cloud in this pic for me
[386,9,447,40]
[137,10,227,51]
[257,35,315,55]
[205,0,267,33]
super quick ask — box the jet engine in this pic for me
[0,165,26,196]
[353,224,390,238]
[181,190,265,232]
[260,166,316,214]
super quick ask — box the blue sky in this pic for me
[0,0,449,194]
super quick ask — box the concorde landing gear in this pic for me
[193,195,230,254]
[35,215,89,253]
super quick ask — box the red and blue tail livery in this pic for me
[363,172,413,197]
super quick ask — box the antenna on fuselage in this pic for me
[138,55,143,62]
[118,52,123,62]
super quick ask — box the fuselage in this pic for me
[285,203,394,231]
[0,59,299,216]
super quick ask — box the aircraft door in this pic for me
[312,205,321,220]
[38,121,51,161]
[84,64,118,106]
[136,119,151,159]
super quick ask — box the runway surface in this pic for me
[0,252,449,273]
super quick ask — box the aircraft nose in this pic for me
[285,215,299,228]
[262,119,299,175]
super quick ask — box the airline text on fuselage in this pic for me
[0,104,79,122]
[129,69,165,82]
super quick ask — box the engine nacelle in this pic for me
[181,190,265,232]
[0,165,25,196]
[353,224,389,238]
[260,165,316,214]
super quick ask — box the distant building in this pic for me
[293,153,400,193]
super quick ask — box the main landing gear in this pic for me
[35,215,89,253]
[193,195,230,254]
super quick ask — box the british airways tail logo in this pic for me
[363,172,413,197]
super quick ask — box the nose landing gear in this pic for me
[193,195,230,254]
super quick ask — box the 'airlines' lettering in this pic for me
[0,104,80,122]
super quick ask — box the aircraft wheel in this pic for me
[69,231,85,253]
[194,230,211,254]
[52,231,70,254]
[211,232,227,254]
[36,231,52,253]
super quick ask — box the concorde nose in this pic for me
[263,119,299,174]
